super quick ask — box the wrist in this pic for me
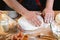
[20,11,29,16]
[45,7,53,10]
[19,8,29,16]
[46,0,54,10]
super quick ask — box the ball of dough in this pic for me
[18,15,44,30]
[55,13,60,24]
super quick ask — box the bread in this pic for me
[11,32,28,40]
[55,13,60,38]
[55,13,60,24]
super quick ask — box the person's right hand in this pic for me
[23,11,41,27]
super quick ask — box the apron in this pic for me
[21,0,60,10]
[0,0,60,10]
[21,0,46,11]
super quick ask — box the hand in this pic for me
[42,9,54,23]
[23,11,41,26]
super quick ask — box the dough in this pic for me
[51,21,60,37]
[55,13,60,24]
[18,15,44,30]
[54,13,60,39]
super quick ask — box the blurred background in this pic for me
[0,0,60,11]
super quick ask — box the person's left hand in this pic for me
[42,9,54,23]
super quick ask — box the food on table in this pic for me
[55,13,60,24]
[0,12,8,35]
[0,25,8,35]
[0,12,17,35]
[51,13,60,40]
[50,21,60,40]
[12,32,28,40]
[6,34,12,40]
[22,35,28,40]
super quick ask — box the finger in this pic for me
[52,15,54,21]
[46,13,51,23]
[50,14,54,22]
[43,12,47,23]
[17,24,24,32]
[44,16,46,23]
[34,17,41,26]
[46,14,49,23]
[48,13,51,23]
[32,17,41,27]
[31,18,40,27]
[52,13,54,21]
[49,13,53,22]
[42,11,45,17]
[44,15,48,23]
[31,19,38,27]
[50,15,52,22]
